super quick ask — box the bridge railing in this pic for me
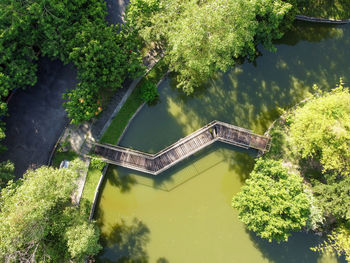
[92,120,272,174]
[154,120,217,158]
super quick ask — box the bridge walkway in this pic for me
[93,120,271,175]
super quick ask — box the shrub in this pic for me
[289,82,350,176]
[90,157,106,171]
[232,159,310,242]
[140,80,159,104]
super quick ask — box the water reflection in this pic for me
[97,22,350,262]
[248,230,346,263]
[99,218,150,263]
[121,23,350,153]
[277,21,344,45]
[103,143,256,192]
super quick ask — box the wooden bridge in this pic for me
[92,120,271,175]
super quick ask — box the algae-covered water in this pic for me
[96,22,349,262]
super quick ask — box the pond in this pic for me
[95,21,349,262]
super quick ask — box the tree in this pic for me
[312,224,350,261]
[289,82,350,175]
[0,161,14,190]
[68,23,140,92]
[63,22,143,123]
[232,159,310,242]
[125,0,293,93]
[0,0,143,128]
[313,176,350,220]
[63,85,101,124]
[140,80,158,104]
[0,160,101,262]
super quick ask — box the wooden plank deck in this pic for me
[93,120,271,175]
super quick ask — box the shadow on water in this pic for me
[96,211,169,262]
[96,22,350,262]
[121,23,350,156]
[119,93,190,153]
[98,218,150,263]
[276,21,345,46]
[215,142,256,182]
[163,23,349,138]
[106,142,257,192]
[246,228,347,263]
[105,166,138,193]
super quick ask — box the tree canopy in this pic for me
[312,224,350,262]
[126,0,294,93]
[232,159,310,242]
[255,81,350,256]
[289,83,350,176]
[313,176,350,221]
[0,160,101,262]
[0,0,143,126]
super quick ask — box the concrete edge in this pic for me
[116,70,170,145]
[116,102,146,145]
[89,164,109,220]
[74,158,91,206]
[98,59,162,140]
[295,14,350,24]
[98,77,143,140]
[88,64,169,220]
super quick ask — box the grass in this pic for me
[100,59,168,144]
[80,166,102,206]
[298,0,350,19]
[79,60,168,216]
[51,150,79,168]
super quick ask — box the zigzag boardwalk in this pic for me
[93,121,271,175]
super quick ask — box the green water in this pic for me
[96,22,349,262]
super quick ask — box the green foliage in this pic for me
[0,0,106,99]
[0,160,101,262]
[62,22,143,123]
[90,157,106,171]
[100,59,167,144]
[57,141,71,153]
[0,161,14,190]
[80,167,102,208]
[64,221,101,261]
[69,23,139,92]
[312,224,350,261]
[126,0,293,93]
[296,0,350,20]
[232,159,310,242]
[304,189,324,231]
[0,0,143,127]
[140,80,159,104]
[313,176,350,220]
[51,150,79,168]
[289,82,350,176]
[63,86,101,124]
[263,124,288,160]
